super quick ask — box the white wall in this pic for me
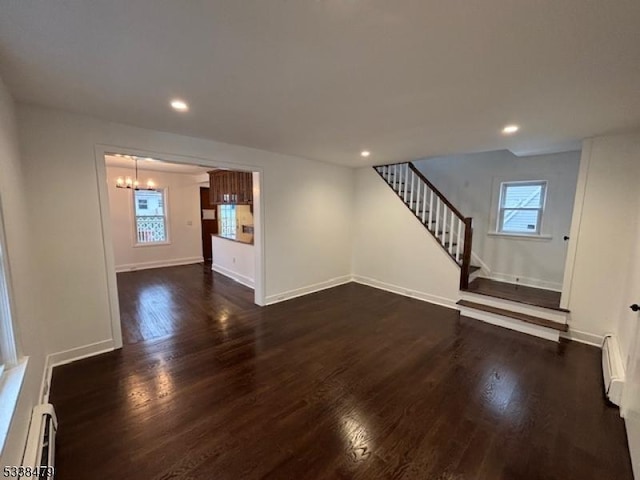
[0,79,46,466]
[106,166,203,271]
[563,133,640,348]
[415,150,581,290]
[351,167,460,307]
[211,236,255,288]
[16,105,354,356]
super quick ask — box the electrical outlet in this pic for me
[186,220,193,226]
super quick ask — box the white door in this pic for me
[622,202,640,478]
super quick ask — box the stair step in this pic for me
[469,265,481,274]
[456,300,568,332]
[464,278,568,312]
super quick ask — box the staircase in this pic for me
[374,162,475,289]
[374,162,569,342]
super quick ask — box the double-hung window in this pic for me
[0,201,17,377]
[497,181,547,235]
[134,189,169,245]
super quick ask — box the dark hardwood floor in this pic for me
[50,265,632,479]
[466,277,565,311]
[118,263,255,344]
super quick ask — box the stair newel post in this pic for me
[455,217,462,262]
[460,217,473,290]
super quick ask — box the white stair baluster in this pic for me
[403,164,409,202]
[411,171,416,211]
[435,198,441,239]
[428,190,434,229]
[415,180,421,215]
[411,170,416,206]
[441,206,447,246]
[449,210,455,254]
[405,168,410,202]
[441,205,447,246]
[422,184,428,223]
[393,164,397,190]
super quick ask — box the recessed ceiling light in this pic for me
[361,150,371,157]
[170,99,189,112]
[145,157,156,162]
[502,125,520,134]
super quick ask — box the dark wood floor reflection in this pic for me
[118,263,255,344]
[50,266,632,479]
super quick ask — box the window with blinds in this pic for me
[497,181,547,235]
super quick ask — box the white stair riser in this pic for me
[458,306,560,342]
[469,270,483,282]
[459,291,567,324]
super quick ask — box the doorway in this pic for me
[95,146,265,348]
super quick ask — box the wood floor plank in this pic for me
[49,264,632,479]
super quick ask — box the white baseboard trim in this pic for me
[352,275,457,310]
[480,272,562,292]
[115,257,203,273]
[40,339,115,403]
[561,329,604,348]
[265,275,352,305]
[211,263,255,289]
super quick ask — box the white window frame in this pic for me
[496,180,548,236]
[0,195,28,457]
[0,197,18,373]
[132,188,171,247]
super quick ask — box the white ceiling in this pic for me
[1,1,639,167]
[105,154,210,175]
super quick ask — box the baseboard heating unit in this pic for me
[21,404,57,480]
[602,334,625,407]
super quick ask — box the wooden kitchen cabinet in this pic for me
[208,170,253,205]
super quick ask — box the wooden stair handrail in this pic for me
[407,162,465,220]
[374,163,474,290]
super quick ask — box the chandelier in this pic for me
[114,155,157,191]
